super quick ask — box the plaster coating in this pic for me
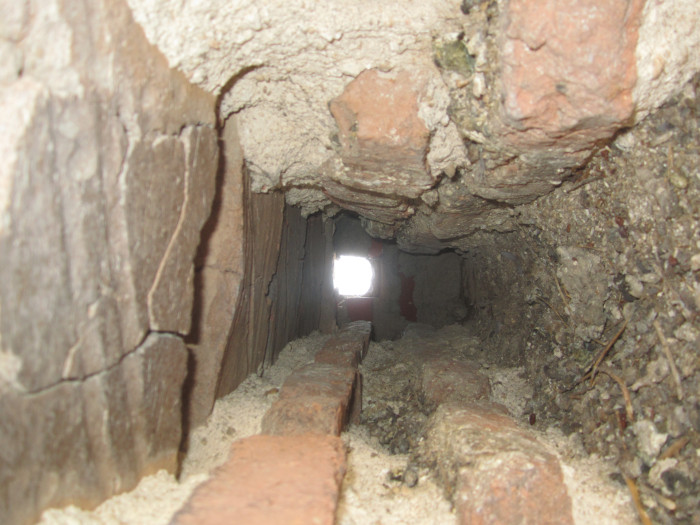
[634,0,700,120]
[126,0,469,212]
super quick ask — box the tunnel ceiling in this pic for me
[128,0,700,253]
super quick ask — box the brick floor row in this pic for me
[174,320,574,525]
[417,350,575,525]
[173,321,371,525]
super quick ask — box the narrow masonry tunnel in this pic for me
[1,1,700,524]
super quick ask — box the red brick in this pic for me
[261,363,360,436]
[337,321,371,359]
[328,69,434,199]
[261,396,346,436]
[174,434,346,525]
[340,320,372,349]
[456,451,571,525]
[350,371,363,425]
[499,0,644,153]
[421,357,491,406]
[315,344,360,369]
[420,403,573,525]
[279,363,356,401]
[315,321,371,368]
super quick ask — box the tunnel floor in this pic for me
[40,327,637,524]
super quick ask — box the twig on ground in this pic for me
[536,295,569,326]
[562,318,630,394]
[575,243,605,253]
[639,483,677,512]
[659,435,689,461]
[566,175,604,193]
[597,365,634,421]
[652,320,684,400]
[587,319,628,384]
[624,475,653,525]
[553,271,570,309]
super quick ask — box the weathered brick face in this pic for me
[328,69,435,199]
[498,0,644,153]
[174,434,347,525]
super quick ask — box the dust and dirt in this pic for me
[513,74,700,523]
[39,326,640,525]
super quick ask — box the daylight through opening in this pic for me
[333,255,374,297]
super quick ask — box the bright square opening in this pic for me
[333,255,374,297]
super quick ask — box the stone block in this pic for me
[498,0,644,154]
[418,403,573,525]
[421,357,491,406]
[0,333,188,525]
[261,396,347,436]
[185,267,242,428]
[123,135,187,335]
[0,0,215,522]
[147,125,219,334]
[328,69,434,199]
[0,86,126,390]
[174,434,347,525]
[179,118,244,430]
[122,334,190,470]
[279,363,357,401]
[0,0,216,390]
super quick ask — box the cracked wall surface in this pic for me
[1,0,699,523]
[0,0,217,523]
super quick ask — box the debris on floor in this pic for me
[40,327,638,524]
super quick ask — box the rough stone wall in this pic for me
[0,0,217,523]
[126,0,467,212]
[459,232,546,362]
[455,78,700,521]
[517,81,700,523]
[127,0,700,252]
[216,186,336,399]
[184,117,246,429]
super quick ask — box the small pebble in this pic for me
[403,467,419,488]
[668,170,689,189]
[640,272,661,284]
[690,253,700,272]
[625,275,644,298]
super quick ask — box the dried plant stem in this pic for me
[536,295,568,326]
[554,271,570,309]
[653,320,684,400]
[597,365,634,421]
[624,475,653,525]
[638,483,677,512]
[566,175,604,193]
[565,319,629,393]
[659,436,690,461]
[588,319,628,384]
